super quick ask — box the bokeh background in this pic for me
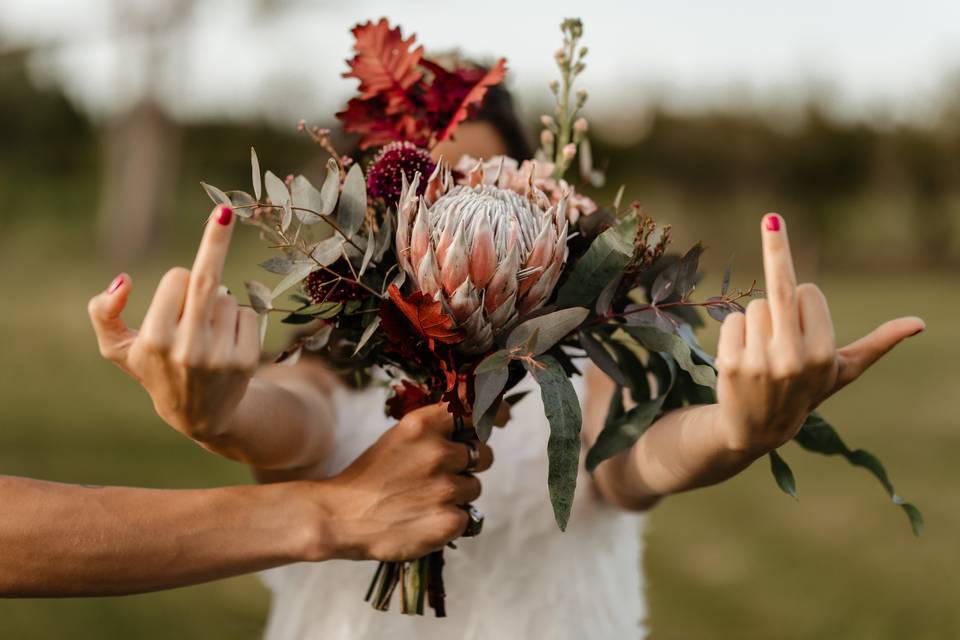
[1,1,958,638]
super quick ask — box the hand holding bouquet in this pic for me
[201,17,922,617]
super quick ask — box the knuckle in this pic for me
[770,358,803,380]
[741,360,767,379]
[190,272,218,297]
[806,348,834,368]
[715,355,740,375]
[164,266,191,283]
[402,414,430,437]
[438,510,468,540]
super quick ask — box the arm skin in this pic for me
[584,370,745,512]
[0,404,492,597]
[0,476,318,597]
[586,214,923,512]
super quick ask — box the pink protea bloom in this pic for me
[396,162,569,352]
[453,155,598,224]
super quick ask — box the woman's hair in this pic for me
[471,82,533,161]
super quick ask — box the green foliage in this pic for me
[530,355,582,531]
[795,412,923,536]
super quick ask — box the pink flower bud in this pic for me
[562,143,577,161]
[540,115,556,128]
[573,117,589,134]
[540,130,555,146]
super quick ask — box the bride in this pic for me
[88,83,923,639]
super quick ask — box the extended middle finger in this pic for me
[760,213,801,341]
[182,205,235,334]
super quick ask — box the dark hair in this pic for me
[472,82,533,161]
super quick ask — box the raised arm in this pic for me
[0,405,491,596]
[88,205,333,472]
[589,214,924,511]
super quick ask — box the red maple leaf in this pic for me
[343,19,424,100]
[422,58,507,142]
[386,379,434,419]
[387,284,462,344]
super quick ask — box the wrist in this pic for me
[284,479,363,563]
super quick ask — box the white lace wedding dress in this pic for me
[260,372,649,639]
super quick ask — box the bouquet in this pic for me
[201,17,921,616]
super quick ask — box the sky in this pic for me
[2,0,960,138]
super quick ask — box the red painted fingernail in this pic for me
[764,214,781,232]
[216,205,233,225]
[108,275,124,294]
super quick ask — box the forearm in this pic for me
[198,361,336,471]
[0,476,322,597]
[593,403,754,509]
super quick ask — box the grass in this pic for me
[0,221,957,639]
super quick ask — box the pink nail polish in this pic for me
[910,326,924,337]
[108,275,124,294]
[216,205,233,226]
[764,214,781,232]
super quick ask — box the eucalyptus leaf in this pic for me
[259,255,297,275]
[769,449,798,499]
[359,224,376,276]
[244,280,273,314]
[270,262,315,300]
[201,182,232,208]
[281,200,293,232]
[319,159,340,215]
[298,301,343,318]
[473,367,509,441]
[623,305,677,333]
[264,170,289,208]
[506,307,589,355]
[579,330,629,387]
[337,163,367,238]
[594,272,622,316]
[310,237,345,266]
[674,242,704,300]
[303,324,333,351]
[373,209,394,263]
[291,175,324,224]
[586,353,677,471]
[353,316,381,356]
[625,325,717,388]
[794,412,923,536]
[721,256,734,296]
[226,190,256,215]
[475,349,510,374]
[555,222,633,307]
[251,147,262,201]
[612,184,626,210]
[531,355,583,531]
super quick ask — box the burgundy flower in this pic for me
[367,142,435,206]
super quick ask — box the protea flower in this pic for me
[396,161,570,352]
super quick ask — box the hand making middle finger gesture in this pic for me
[88,205,261,442]
[713,213,925,456]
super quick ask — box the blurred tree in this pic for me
[96,0,192,263]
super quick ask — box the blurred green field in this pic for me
[0,219,956,639]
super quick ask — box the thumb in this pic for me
[88,273,137,365]
[833,316,925,391]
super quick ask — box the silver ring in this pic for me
[463,440,480,473]
[462,505,484,538]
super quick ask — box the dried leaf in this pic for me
[264,170,289,208]
[386,284,462,344]
[303,324,333,351]
[201,182,231,208]
[319,159,341,215]
[270,262,315,300]
[259,255,297,275]
[359,224,376,276]
[291,175,324,224]
[244,280,273,314]
[506,307,590,356]
[473,366,508,441]
[310,237,345,266]
[337,164,367,238]
[353,316,382,356]
[251,147,262,201]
